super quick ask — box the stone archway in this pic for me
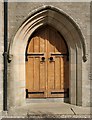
[9,5,87,108]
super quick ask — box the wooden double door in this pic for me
[26,25,69,98]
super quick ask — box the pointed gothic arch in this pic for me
[8,5,87,107]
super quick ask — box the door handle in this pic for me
[41,57,45,62]
[48,57,54,62]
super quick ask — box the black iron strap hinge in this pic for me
[26,89,44,98]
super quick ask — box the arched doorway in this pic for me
[9,6,87,107]
[26,25,69,99]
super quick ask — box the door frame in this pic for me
[8,5,87,108]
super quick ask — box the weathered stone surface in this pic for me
[0,1,91,116]
[8,2,90,107]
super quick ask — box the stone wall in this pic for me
[0,1,87,110]
[8,2,91,107]
[8,2,90,48]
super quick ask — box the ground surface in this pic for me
[1,102,91,119]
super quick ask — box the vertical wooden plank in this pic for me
[28,38,34,52]
[40,62,46,90]
[47,61,55,90]
[26,58,34,98]
[34,36,39,52]
[55,31,61,53]
[33,57,40,91]
[54,30,61,91]
[39,32,46,91]
[28,58,34,91]
[48,27,55,52]
[55,33,59,52]
[39,32,45,52]
[33,35,40,91]
[55,57,61,90]
[26,37,34,89]
[47,27,55,91]
[60,57,64,89]
[60,37,67,54]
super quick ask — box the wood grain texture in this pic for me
[26,25,69,98]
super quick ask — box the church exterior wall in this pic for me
[0,1,91,115]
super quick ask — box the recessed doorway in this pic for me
[26,25,69,99]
